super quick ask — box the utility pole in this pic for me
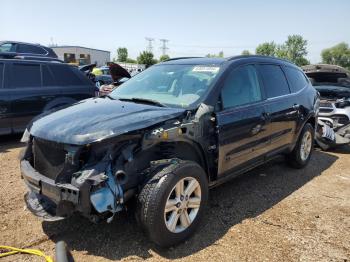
[145,37,154,53]
[159,39,169,56]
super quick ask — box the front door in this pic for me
[216,64,270,176]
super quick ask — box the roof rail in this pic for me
[163,57,202,62]
[227,54,293,64]
[0,52,63,63]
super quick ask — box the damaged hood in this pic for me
[29,98,185,145]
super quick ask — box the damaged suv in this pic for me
[21,56,319,247]
[302,64,350,149]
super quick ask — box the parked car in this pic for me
[302,64,350,149]
[0,41,58,60]
[21,56,319,247]
[0,57,96,135]
[302,64,350,128]
[79,63,131,95]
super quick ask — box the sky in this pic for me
[1,0,349,63]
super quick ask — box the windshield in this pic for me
[109,64,221,108]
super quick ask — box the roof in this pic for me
[160,55,296,67]
[0,40,48,48]
[160,57,226,65]
[52,46,110,53]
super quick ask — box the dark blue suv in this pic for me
[21,56,319,247]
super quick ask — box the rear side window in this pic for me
[221,65,262,109]
[49,64,84,86]
[12,64,41,88]
[17,44,46,55]
[0,63,3,88]
[284,66,308,92]
[259,64,290,98]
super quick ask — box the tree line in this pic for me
[114,35,350,69]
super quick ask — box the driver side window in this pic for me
[221,65,262,109]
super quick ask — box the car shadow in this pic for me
[0,134,23,154]
[42,150,338,260]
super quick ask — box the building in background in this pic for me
[52,46,110,66]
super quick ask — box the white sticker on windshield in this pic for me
[192,66,220,73]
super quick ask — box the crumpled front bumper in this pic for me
[21,159,124,222]
[21,160,80,221]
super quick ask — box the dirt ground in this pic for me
[0,135,349,262]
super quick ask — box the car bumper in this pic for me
[21,160,79,220]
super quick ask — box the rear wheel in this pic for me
[287,123,314,168]
[137,160,208,247]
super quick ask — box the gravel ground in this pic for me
[0,135,349,262]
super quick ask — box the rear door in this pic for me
[8,62,43,132]
[257,64,296,152]
[0,62,11,135]
[48,64,95,100]
[216,64,270,176]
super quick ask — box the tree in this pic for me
[117,47,128,62]
[206,51,224,58]
[241,50,251,55]
[137,51,157,67]
[159,54,170,62]
[283,35,309,65]
[126,58,136,64]
[255,42,276,56]
[321,42,350,70]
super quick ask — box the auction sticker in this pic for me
[192,66,220,73]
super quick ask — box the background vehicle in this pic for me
[21,56,318,247]
[302,64,350,128]
[0,58,96,135]
[0,41,58,60]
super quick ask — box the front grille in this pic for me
[319,101,333,108]
[331,115,349,125]
[319,108,334,113]
[33,138,66,180]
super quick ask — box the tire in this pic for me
[137,160,208,247]
[287,123,314,168]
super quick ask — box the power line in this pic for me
[145,37,154,53]
[159,39,169,56]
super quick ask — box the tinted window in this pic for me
[12,64,41,88]
[49,64,84,86]
[259,65,290,98]
[0,43,15,52]
[42,65,56,86]
[221,65,262,109]
[284,66,308,92]
[17,44,46,55]
[0,63,3,88]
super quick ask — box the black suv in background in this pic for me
[0,41,58,60]
[0,58,96,135]
[21,56,319,247]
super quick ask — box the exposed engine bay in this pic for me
[302,64,350,149]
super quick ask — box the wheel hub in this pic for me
[164,177,201,233]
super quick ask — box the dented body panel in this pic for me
[21,56,319,222]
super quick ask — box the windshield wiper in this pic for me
[118,97,166,107]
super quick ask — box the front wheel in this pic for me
[287,123,314,168]
[137,160,208,247]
